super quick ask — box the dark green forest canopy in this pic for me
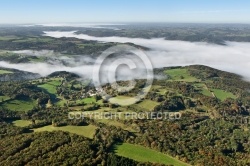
[0,64,250,165]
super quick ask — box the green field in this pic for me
[1,99,36,111]
[194,83,213,97]
[192,83,236,100]
[135,99,159,111]
[97,119,137,132]
[56,97,97,107]
[11,120,32,127]
[38,83,57,94]
[201,89,213,97]
[0,96,10,102]
[9,120,43,127]
[55,98,68,106]
[0,36,20,41]
[38,79,61,95]
[211,89,237,101]
[49,79,62,86]
[0,69,13,74]
[165,68,197,82]
[75,97,99,107]
[81,97,96,104]
[32,125,97,139]
[109,96,138,106]
[113,143,189,166]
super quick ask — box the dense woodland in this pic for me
[0,64,250,165]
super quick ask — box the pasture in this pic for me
[32,124,97,139]
[113,143,189,166]
[165,68,197,82]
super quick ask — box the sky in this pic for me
[0,0,250,24]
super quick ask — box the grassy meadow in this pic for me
[113,143,189,166]
[0,69,13,74]
[32,124,97,139]
[165,68,197,82]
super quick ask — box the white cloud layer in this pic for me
[43,31,250,80]
[1,31,250,82]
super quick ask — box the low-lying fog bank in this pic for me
[0,31,250,81]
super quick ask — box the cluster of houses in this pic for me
[81,87,104,98]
